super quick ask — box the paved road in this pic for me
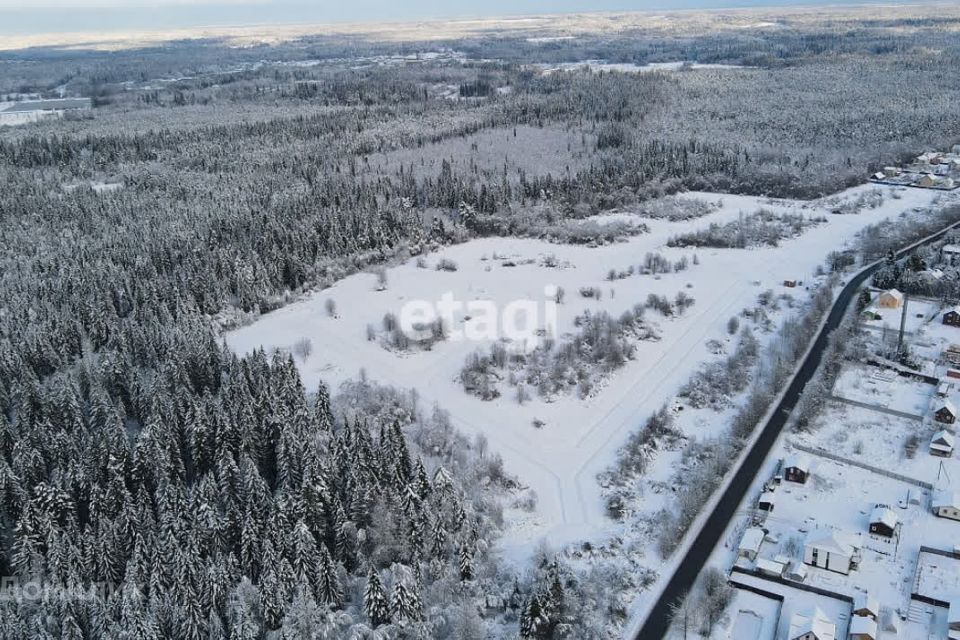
[633,217,960,640]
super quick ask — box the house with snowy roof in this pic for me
[931,430,956,457]
[944,244,960,266]
[876,289,903,309]
[949,599,960,640]
[853,593,879,620]
[945,306,960,328]
[933,491,960,521]
[784,455,811,484]
[933,398,957,425]
[803,529,859,575]
[868,506,899,538]
[738,527,764,562]
[849,614,877,640]
[758,490,776,512]
[788,606,836,640]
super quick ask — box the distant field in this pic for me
[2,97,91,112]
[361,124,596,183]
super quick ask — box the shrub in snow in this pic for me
[667,209,826,249]
[435,258,459,272]
[292,337,313,361]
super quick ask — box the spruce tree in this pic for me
[363,570,390,627]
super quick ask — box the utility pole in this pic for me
[897,294,909,360]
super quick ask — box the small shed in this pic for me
[931,430,956,457]
[738,527,765,562]
[933,491,960,521]
[868,506,899,538]
[938,381,954,397]
[784,455,811,484]
[784,561,807,583]
[876,289,904,309]
[758,490,776,512]
[933,398,957,424]
[756,557,786,578]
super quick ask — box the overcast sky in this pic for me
[0,0,927,36]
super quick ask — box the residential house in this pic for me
[945,308,960,328]
[931,430,956,457]
[944,344,960,364]
[876,289,904,309]
[849,614,877,640]
[934,398,957,424]
[918,174,937,188]
[738,527,764,562]
[944,244,960,266]
[853,593,879,620]
[938,381,955,397]
[804,529,859,575]
[933,491,960,521]
[949,599,960,640]
[784,455,811,484]
[788,606,837,640]
[882,166,900,177]
[868,506,899,538]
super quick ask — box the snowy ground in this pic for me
[225,184,959,568]
[831,364,933,417]
[862,293,941,335]
[795,398,959,489]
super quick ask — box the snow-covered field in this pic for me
[831,364,933,417]
[533,61,748,74]
[226,184,959,567]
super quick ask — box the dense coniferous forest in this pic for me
[2,5,960,638]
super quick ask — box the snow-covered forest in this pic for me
[2,4,960,639]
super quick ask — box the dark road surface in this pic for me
[634,217,960,640]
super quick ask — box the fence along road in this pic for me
[631,215,960,640]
